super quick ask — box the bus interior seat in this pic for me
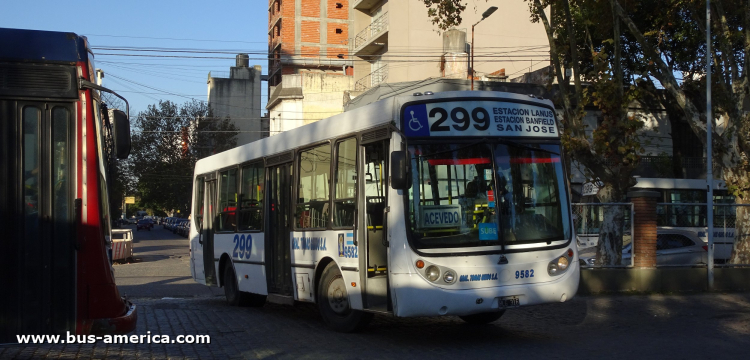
[334,202,356,226]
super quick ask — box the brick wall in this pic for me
[326,47,348,59]
[301,20,320,43]
[327,23,348,45]
[301,46,320,58]
[327,0,348,20]
[630,191,659,268]
[301,0,320,17]
[280,0,295,54]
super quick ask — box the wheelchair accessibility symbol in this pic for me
[408,111,423,132]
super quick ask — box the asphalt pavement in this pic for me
[3,225,750,359]
[113,224,222,299]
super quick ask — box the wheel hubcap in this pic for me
[327,277,349,315]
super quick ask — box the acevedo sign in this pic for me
[403,100,558,138]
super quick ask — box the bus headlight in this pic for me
[443,270,456,284]
[425,265,440,282]
[548,249,574,276]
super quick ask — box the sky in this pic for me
[1,0,270,116]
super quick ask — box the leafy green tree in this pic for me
[129,100,238,216]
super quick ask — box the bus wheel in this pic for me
[223,262,266,307]
[318,263,372,332]
[459,310,505,324]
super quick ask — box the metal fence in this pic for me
[573,203,634,268]
[354,12,389,49]
[657,203,750,267]
[354,64,388,91]
[574,202,750,268]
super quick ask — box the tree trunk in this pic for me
[594,184,625,265]
[729,189,750,264]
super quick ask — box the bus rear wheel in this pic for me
[223,262,266,307]
[317,263,372,332]
[459,310,505,324]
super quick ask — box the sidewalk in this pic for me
[3,292,750,359]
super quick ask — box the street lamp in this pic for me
[471,6,498,90]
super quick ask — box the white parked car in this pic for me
[580,229,707,266]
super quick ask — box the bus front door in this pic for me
[266,163,293,295]
[360,139,390,312]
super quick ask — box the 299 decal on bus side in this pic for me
[232,234,252,259]
[402,100,559,138]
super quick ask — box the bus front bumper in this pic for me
[391,264,579,317]
[88,298,137,335]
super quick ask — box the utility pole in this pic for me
[470,6,498,90]
[706,0,714,290]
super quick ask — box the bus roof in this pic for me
[0,27,88,63]
[194,90,556,176]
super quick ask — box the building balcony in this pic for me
[268,13,282,35]
[270,36,282,51]
[353,12,388,57]
[354,64,388,92]
[353,0,382,11]
[269,58,281,76]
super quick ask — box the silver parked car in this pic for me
[580,229,707,266]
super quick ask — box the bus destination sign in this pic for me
[403,100,558,138]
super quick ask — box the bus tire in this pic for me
[317,263,372,332]
[459,310,505,324]
[223,262,266,307]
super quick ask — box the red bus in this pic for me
[0,27,136,342]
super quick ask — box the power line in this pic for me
[85,34,268,44]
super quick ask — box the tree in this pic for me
[606,0,750,264]
[129,100,239,215]
[420,0,648,265]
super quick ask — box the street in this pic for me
[113,224,221,299]
[3,225,750,359]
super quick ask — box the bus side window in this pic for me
[296,143,331,229]
[217,168,238,232]
[239,162,264,231]
[194,177,205,231]
[333,138,357,227]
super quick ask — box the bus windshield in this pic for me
[407,142,570,250]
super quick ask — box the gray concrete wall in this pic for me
[579,268,750,294]
[208,65,262,146]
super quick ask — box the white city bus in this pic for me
[189,91,578,332]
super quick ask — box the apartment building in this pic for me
[350,0,550,93]
[267,0,354,134]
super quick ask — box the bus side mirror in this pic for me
[112,109,131,159]
[390,151,410,190]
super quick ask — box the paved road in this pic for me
[3,226,750,359]
[113,224,222,298]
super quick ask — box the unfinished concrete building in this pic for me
[267,0,354,134]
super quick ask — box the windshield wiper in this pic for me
[496,138,560,156]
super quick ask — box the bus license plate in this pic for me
[499,296,520,308]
